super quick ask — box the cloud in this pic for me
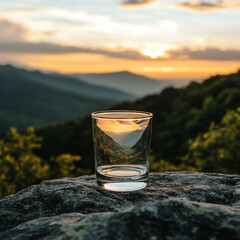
[0,8,105,31]
[0,8,179,46]
[0,19,29,42]
[0,19,238,61]
[121,0,157,8]
[0,7,43,14]
[0,41,148,60]
[168,47,240,61]
[176,1,223,11]
[175,0,240,12]
[0,39,239,61]
[0,18,157,60]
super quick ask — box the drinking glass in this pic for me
[91,110,153,192]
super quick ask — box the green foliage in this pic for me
[183,108,240,173]
[0,127,49,198]
[49,154,90,179]
[186,96,219,134]
[36,70,240,173]
[150,157,196,172]
[0,127,88,198]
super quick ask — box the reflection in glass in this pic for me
[92,111,152,191]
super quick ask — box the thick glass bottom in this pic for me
[97,181,147,192]
[96,164,148,192]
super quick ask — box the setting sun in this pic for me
[141,44,170,59]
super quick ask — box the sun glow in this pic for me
[96,119,149,134]
[141,44,170,59]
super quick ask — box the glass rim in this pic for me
[91,110,153,120]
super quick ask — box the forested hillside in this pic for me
[36,70,240,170]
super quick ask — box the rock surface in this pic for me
[1,172,240,240]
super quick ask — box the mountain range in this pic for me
[71,71,189,97]
[0,65,133,134]
[0,64,189,136]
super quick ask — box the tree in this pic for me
[49,154,90,179]
[0,127,49,198]
[183,108,240,173]
[0,127,88,198]
[150,156,196,172]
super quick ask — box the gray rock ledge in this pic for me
[0,172,240,240]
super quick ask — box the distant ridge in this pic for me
[0,65,133,134]
[1,65,134,101]
[71,71,188,97]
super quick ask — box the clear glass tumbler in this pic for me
[91,110,153,192]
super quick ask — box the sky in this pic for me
[0,0,240,80]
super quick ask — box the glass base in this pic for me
[96,165,148,192]
[97,181,147,192]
